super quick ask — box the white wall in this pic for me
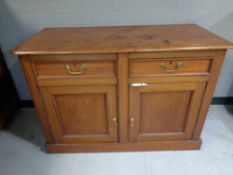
[0,0,233,99]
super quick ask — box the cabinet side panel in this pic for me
[19,56,54,143]
[192,50,226,139]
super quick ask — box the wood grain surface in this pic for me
[12,24,233,55]
[12,25,233,152]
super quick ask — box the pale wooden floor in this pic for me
[0,105,233,175]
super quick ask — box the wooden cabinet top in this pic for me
[12,24,233,55]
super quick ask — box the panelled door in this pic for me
[41,85,118,144]
[129,82,205,142]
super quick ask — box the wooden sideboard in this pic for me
[12,24,233,153]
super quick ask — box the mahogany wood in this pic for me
[34,61,115,78]
[117,53,129,143]
[129,58,211,77]
[12,24,233,153]
[12,24,233,55]
[40,85,117,144]
[20,56,54,143]
[192,50,227,139]
[129,82,205,142]
[46,140,201,153]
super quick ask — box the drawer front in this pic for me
[34,61,116,78]
[129,58,211,77]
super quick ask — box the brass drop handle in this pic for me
[113,117,118,127]
[64,64,86,75]
[160,62,183,73]
[130,118,134,128]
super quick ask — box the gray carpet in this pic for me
[0,105,233,175]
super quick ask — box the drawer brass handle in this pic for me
[64,64,86,75]
[113,117,118,127]
[160,62,183,73]
[130,118,134,128]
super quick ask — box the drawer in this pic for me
[129,58,211,77]
[34,61,116,78]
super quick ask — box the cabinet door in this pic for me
[129,82,205,142]
[41,85,117,144]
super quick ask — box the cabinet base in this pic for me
[46,139,201,153]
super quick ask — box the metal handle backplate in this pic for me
[160,61,183,73]
[64,64,86,75]
[129,83,148,87]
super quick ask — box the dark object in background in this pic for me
[0,48,19,129]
